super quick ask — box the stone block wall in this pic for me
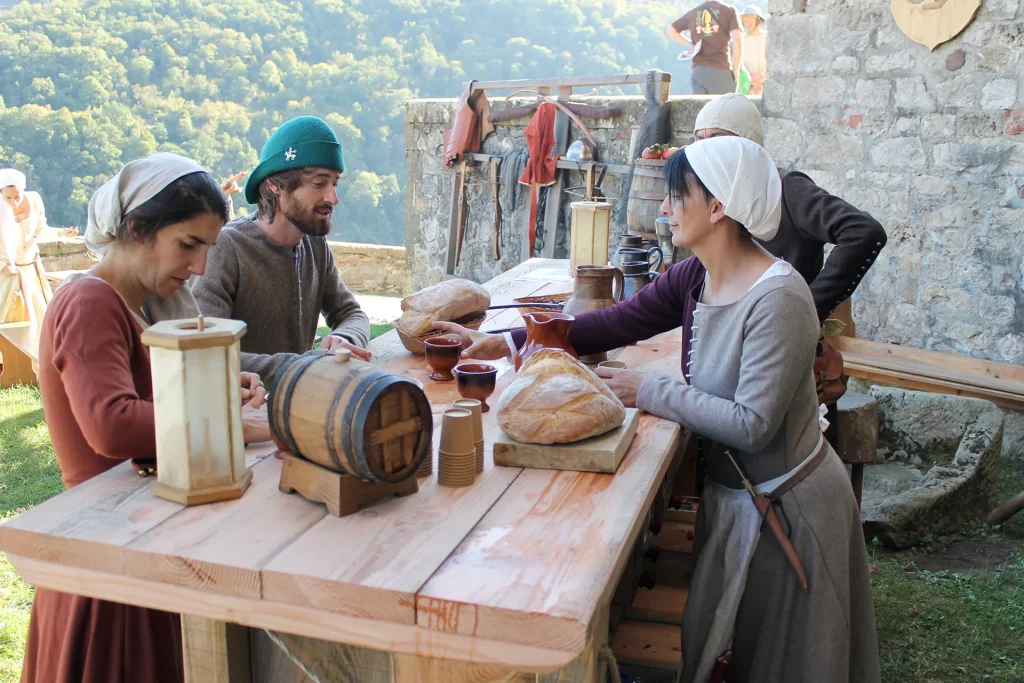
[327,241,409,296]
[765,0,1024,364]
[405,95,711,291]
[39,238,98,271]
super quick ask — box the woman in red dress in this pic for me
[21,153,271,683]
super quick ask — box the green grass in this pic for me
[0,377,1022,682]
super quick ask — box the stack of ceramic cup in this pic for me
[455,398,485,474]
[438,408,476,487]
[416,447,434,477]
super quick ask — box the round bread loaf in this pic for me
[497,349,625,444]
[397,279,491,336]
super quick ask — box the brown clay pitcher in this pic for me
[564,265,624,364]
[515,312,578,371]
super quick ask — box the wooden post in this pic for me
[182,616,252,683]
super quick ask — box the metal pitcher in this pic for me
[612,235,664,272]
[620,259,661,299]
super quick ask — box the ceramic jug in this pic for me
[620,260,661,299]
[613,241,664,273]
[564,265,624,364]
[515,312,578,371]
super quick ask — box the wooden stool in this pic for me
[836,392,878,508]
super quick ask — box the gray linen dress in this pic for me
[636,265,881,683]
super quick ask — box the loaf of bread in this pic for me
[497,349,625,444]
[397,279,491,336]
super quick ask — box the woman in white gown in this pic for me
[0,168,54,328]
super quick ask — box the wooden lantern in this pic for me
[141,315,252,505]
[569,200,612,276]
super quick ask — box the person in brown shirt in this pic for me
[20,153,271,683]
[667,1,744,95]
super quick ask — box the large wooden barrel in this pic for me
[627,159,668,235]
[268,353,431,483]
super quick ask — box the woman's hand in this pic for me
[220,172,246,197]
[240,371,267,408]
[0,263,15,277]
[320,334,373,360]
[432,322,510,360]
[594,367,646,409]
[242,402,272,444]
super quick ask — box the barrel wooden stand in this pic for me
[279,452,419,517]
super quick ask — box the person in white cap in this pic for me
[693,93,887,325]
[740,6,768,94]
[0,168,53,328]
[437,138,881,683]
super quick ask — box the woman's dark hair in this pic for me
[119,171,229,242]
[664,148,751,237]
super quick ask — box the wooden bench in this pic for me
[0,322,40,387]
[836,337,1024,411]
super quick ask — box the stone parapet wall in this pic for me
[765,0,1024,364]
[327,241,409,295]
[405,95,715,291]
[38,236,407,296]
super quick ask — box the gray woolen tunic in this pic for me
[636,268,880,683]
[191,217,370,384]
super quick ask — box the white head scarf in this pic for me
[73,152,211,324]
[0,169,26,191]
[683,136,782,241]
[85,152,205,253]
[693,94,764,147]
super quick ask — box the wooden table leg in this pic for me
[851,463,864,510]
[181,615,252,683]
[0,334,37,387]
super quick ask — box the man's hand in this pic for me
[240,371,267,408]
[221,172,246,197]
[321,334,372,361]
[594,367,646,409]
[432,321,510,360]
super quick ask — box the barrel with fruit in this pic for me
[627,145,678,234]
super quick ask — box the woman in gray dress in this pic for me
[441,137,880,682]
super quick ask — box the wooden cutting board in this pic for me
[492,408,640,473]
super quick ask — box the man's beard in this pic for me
[282,200,333,237]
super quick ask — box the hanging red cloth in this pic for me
[518,102,558,256]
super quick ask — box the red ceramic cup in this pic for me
[424,336,464,382]
[453,363,498,412]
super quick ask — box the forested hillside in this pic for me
[0,0,695,244]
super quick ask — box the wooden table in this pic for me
[0,259,685,682]
[0,321,40,387]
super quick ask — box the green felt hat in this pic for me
[244,116,345,204]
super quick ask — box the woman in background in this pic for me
[740,6,768,95]
[21,153,270,683]
[0,168,53,328]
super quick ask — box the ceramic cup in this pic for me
[424,336,463,382]
[453,363,498,412]
[598,360,627,370]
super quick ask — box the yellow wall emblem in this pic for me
[891,0,983,51]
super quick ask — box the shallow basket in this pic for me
[514,293,570,316]
[395,312,487,355]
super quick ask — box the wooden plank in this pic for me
[123,454,325,600]
[609,620,681,670]
[493,409,640,473]
[0,446,276,578]
[416,416,680,652]
[836,336,1024,387]
[6,553,579,671]
[626,583,689,624]
[467,154,633,176]
[182,616,252,683]
[656,521,695,555]
[0,321,39,362]
[471,73,660,91]
[840,362,1024,411]
[0,323,38,387]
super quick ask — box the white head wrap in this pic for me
[75,152,210,324]
[683,136,782,241]
[85,152,205,253]
[0,169,27,191]
[693,94,764,147]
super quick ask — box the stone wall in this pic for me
[39,236,407,296]
[765,0,1024,364]
[405,96,711,291]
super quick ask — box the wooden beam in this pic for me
[472,73,668,91]
[182,616,252,683]
[465,154,631,176]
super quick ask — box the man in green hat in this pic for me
[193,115,371,384]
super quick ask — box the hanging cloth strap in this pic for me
[518,102,559,255]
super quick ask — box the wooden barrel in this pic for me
[627,159,668,236]
[268,353,431,483]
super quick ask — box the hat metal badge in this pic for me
[285,148,297,161]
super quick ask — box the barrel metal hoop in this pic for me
[327,366,383,473]
[339,369,393,480]
[271,353,326,455]
[352,375,413,481]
